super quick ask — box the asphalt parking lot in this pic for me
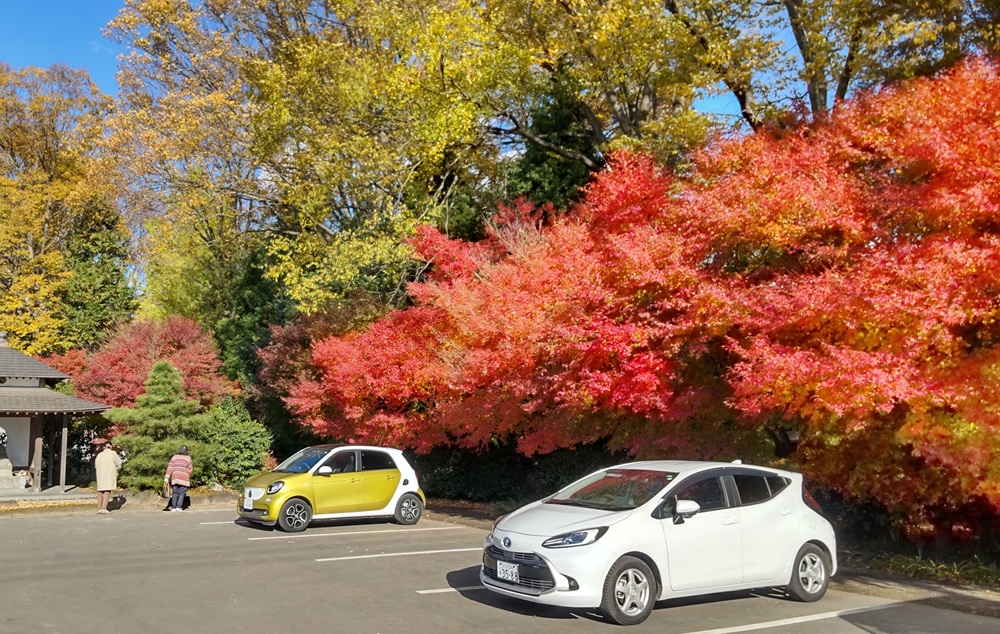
[2,505,999,634]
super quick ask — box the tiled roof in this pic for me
[0,346,69,380]
[0,387,110,415]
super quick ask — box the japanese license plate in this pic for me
[497,561,519,584]
[243,492,254,510]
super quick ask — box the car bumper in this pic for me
[479,531,612,609]
[237,506,277,526]
[237,486,289,524]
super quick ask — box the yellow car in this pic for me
[238,444,426,532]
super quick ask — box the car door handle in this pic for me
[781,507,793,516]
[722,517,740,525]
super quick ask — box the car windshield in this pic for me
[273,447,330,473]
[546,468,677,511]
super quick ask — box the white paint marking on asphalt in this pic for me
[200,521,239,525]
[249,526,464,541]
[316,547,481,562]
[416,585,487,594]
[680,601,903,634]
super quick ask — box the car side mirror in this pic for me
[673,499,701,524]
[317,466,333,476]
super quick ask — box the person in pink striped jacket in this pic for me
[164,445,194,512]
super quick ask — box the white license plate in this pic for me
[497,561,519,583]
[243,494,254,511]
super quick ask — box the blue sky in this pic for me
[0,0,126,94]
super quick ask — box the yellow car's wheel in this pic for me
[394,493,423,525]
[278,498,312,532]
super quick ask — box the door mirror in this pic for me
[316,465,333,476]
[673,499,701,524]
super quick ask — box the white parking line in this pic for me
[316,547,481,562]
[416,585,487,594]
[248,526,464,541]
[681,602,902,634]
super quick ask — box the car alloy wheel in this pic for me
[600,556,656,625]
[277,498,312,533]
[394,493,423,525]
[786,543,830,602]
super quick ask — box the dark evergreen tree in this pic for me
[508,76,602,211]
[108,361,208,490]
[61,199,137,350]
[210,244,294,384]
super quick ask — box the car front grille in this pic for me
[486,545,541,563]
[482,545,555,594]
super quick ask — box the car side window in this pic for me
[733,474,771,505]
[324,452,356,474]
[767,475,790,496]
[360,450,396,472]
[676,476,728,511]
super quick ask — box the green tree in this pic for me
[201,397,272,489]
[0,63,126,355]
[507,75,602,210]
[61,198,137,350]
[108,361,209,490]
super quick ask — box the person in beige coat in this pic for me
[93,438,122,514]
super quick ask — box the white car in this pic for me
[481,460,837,625]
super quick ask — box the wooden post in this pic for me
[47,423,55,486]
[59,414,69,493]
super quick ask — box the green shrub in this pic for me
[201,397,272,489]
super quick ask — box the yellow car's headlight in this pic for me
[266,481,285,494]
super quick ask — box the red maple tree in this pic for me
[287,58,1000,540]
[52,316,235,407]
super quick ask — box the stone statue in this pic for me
[0,426,15,488]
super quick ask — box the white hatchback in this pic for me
[481,460,837,625]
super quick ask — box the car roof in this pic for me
[611,460,790,477]
[309,444,404,453]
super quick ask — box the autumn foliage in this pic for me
[47,316,235,407]
[284,58,1000,540]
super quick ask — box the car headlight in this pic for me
[542,527,608,548]
[266,481,285,494]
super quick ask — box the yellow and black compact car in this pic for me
[238,444,425,532]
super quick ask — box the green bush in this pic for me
[201,398,272,489]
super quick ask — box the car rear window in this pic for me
[766,475,790,496]
[361,450,396,471]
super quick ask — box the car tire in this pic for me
[599,556,656,626]
[394,493,423,525]
[277,498,312,533]
[786,543,830,602]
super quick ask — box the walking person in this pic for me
[164,445,193,512]
[93,438,122,514]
